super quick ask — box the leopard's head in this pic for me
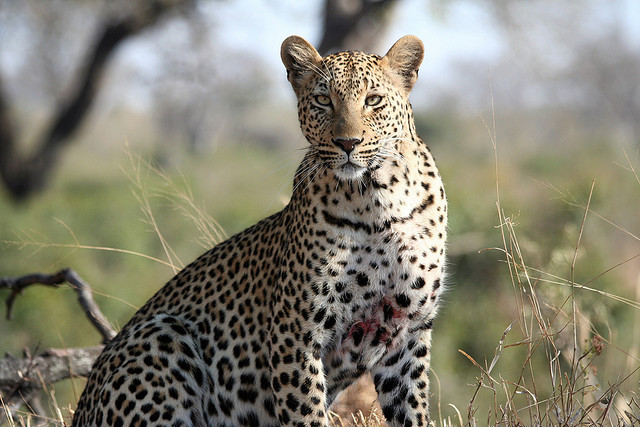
[282,35,424,182]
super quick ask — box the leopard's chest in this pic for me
[306,220,445,364]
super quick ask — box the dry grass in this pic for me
[442,114,640,426]
[451,208,640,425]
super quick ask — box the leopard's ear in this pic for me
[382,35,424,93]
[281,36,323,95]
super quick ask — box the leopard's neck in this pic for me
[288,136,446,240]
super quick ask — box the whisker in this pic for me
[301,164,327,194]
[265,150,308,178]
[378,136,416,145]
[292,157,325,194]
[292,168,316,195]
[378,149,406,163]
[377,147,409,168]
[294,158,319,183]
[303,58,332,82]
[320,58,335,82]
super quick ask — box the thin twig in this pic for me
[569,180,595,384]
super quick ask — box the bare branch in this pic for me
[1,269,117,343]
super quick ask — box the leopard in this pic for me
[72,34,447,427]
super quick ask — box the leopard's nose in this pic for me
[333,137,362,154]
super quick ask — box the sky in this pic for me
[204,0,504,84]
[201,0,640,83]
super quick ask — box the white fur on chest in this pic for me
[312,218,445,358]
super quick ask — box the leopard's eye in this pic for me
[314,95,332,106]
[365,95,383,107]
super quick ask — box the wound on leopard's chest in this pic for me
[340,297,409,352]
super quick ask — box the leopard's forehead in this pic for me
[318,51,385,90]
[323,51,382,71]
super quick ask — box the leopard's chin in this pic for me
[333,162,367,181]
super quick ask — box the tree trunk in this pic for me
[318,0,400,55]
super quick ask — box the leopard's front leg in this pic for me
[269,303,329,427]
[372,327,433,427]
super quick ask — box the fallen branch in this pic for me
[0,346,104,424]
[0,347,104,390]
[1,269,116,422]
[1,268,116,343]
